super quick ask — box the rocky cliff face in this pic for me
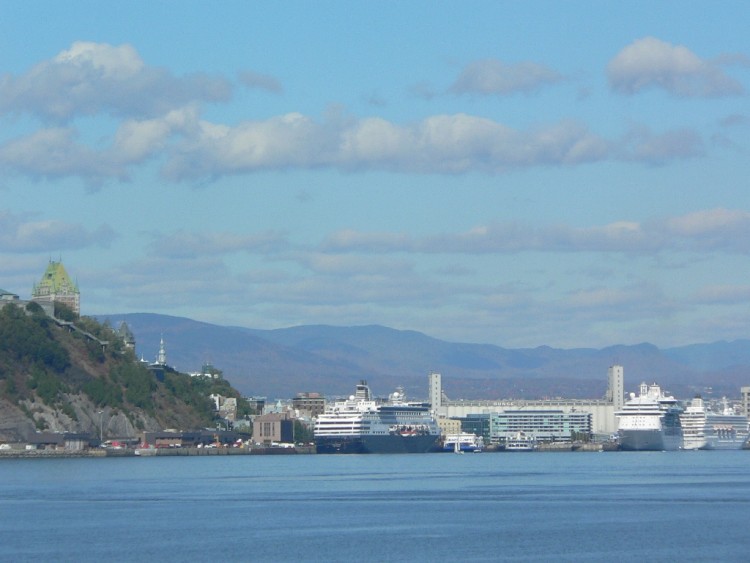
[0,396,164,442]
[0,303,245,442]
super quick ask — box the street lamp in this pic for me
[98,410,103,443]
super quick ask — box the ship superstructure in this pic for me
[680,397,749,450]
[442,432,484,453]
[314,381,440,454]
[616,382,682,451]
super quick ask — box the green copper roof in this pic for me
[33,261,79,295]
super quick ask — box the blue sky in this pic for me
[2,2,750,348]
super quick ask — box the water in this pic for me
[1,451,749,562]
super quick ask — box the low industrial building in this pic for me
[141,430,245,448]
[252,412,294,445]
[430,366,623,437]
[27,432,93,451]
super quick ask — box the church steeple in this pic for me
[156,336,167,366]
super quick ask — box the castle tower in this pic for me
[118,322,136,349]
[31,260,80,316]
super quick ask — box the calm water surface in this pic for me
[1,451,749,562]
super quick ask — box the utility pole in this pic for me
[98,410,103,443]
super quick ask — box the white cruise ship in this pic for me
[680,397,749,450]
[314,381,441,454]
[616,382,682,451]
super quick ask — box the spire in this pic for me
[156,335,167,366]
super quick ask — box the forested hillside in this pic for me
[0,302,249,442]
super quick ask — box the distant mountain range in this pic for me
[99,313,750,401]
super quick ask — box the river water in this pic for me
[1,451,749,562]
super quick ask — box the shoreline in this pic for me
[0,445,316,458]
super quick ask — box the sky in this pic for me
[1,1,750,349]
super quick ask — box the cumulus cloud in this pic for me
[0,41,231,120]
[13,110,693,183]
[663,208,750,252]
[450,59,563,95]
[0,41,712,184]
[0,210,115,252]
[607,37,745,97]
[238,70,283,94]
[113,106,198,163]
[322,208,750,256]
[620,126,704,164]
[0,127,127,184]
[323,221,654,255]
[162,113,611,180]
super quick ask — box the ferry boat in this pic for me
[680,397,749,450]
[616,382,682,451]
[442,433,484,453]
[505,431,537,451]
[314,381,441,454]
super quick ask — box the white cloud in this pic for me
[0,128,126,184]
[450,59,563,95]
[666,208,750,236]
[0,41,714,183]
[0,41,231,120]
[163,113,611,179]
[322,208,750,256]
[0,112,702,183]
[663,208,750,252]
[0,210,115,252]
[113,106,198,162]
[238,70,283,94]
[607,37,744,97]
[54,41,144,77]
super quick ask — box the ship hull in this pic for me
[315,434,439,454]
[704,437,748,450]
[442,444,481,453]
[618,429,681,451]
[682,435,749,450]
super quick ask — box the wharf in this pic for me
[539,442,604,452]
[146,445,315,456]
[0,445,316,458]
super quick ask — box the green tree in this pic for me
[294,419,314,443]
[54,302,77,321]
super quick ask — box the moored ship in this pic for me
[616,382,682,451]
[442,433,484,453]
[314,381,440,454]
[680,397,749,450]
[505,431,538,451]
